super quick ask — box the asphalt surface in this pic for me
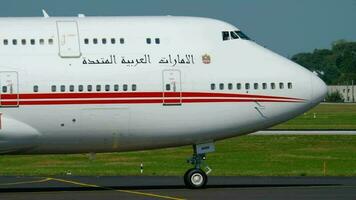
[0,176,355,200]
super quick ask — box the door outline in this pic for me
[56,21,82,58]
[0,71,19,107]
[162,70,182,106]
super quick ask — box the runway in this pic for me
[0,176,355,200]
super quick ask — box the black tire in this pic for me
[183,168,191,186]
[184,168,208,189]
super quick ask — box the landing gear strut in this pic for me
[184,143,215,189]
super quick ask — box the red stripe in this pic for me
[6,99,163,105]
[0,98,302,106]
[183,99,301,103]
[182,92,302,100]
[1,92,304,101]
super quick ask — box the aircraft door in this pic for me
[0,72,19,107]
[56,21,81,58]
[162,70,182,106]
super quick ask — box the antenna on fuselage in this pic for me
[42,9,50,18]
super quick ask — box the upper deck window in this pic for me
[146,38,151,44]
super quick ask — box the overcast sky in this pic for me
[1,0,356,57]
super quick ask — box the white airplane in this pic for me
[0,14,326,188]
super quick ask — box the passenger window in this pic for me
[288,82,292,89]
[279,82,284,89]
[166,84,171,91]
[3,39,8,45]
[245,83,250,90]
[120,38,125,44]
[30,39,35,45]
[87,85,92,92]
[155,38,160,44]
[114,84,119,91]
[51,85,56,92]
[123,84,128,91]
[93,38,98,44]
[96,85,101,91]
[48,39,54,45]
[222,31,230,41]
[84,38,89,44]
[262,83,267,89]
[111,38,116,44]
[78,85,84,92]
[33,85,39,92]
[254,83,258,90]
[219,83,224,90]
[2,86,7,93]
[105,85,110,91]
[39,39,45,45]
[236,83,241,90]
[230,31,239,39]
[146,38,151,44]
[69,85,75,92]
[12,39,17,45]
[132,84,137,91]
[271,83,276,89]
[211,83,216,90]
[21,39,26,45]
[102,38,107,44]
[60,85,65,92]
[228,83,233,90]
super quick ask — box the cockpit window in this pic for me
[235,31,250,40]
[222,30,251,41]
[222,31,230,41]
[230,31,239,39]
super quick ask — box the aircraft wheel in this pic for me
[184,168,208,189]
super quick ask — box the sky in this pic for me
[1,0,356,57]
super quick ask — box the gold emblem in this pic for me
[202,54,211,64]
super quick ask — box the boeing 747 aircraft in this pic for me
[0,14,327,188]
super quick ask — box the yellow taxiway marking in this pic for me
[48,177,186,200]
[0,178,52,186]
[0,177,185,200]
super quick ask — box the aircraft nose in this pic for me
[311,74,327,103]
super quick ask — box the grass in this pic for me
[1,135,355,176]
[271,103,356,129]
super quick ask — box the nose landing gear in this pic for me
[184,143,215,189]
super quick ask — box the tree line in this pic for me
[291,40,356,85]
